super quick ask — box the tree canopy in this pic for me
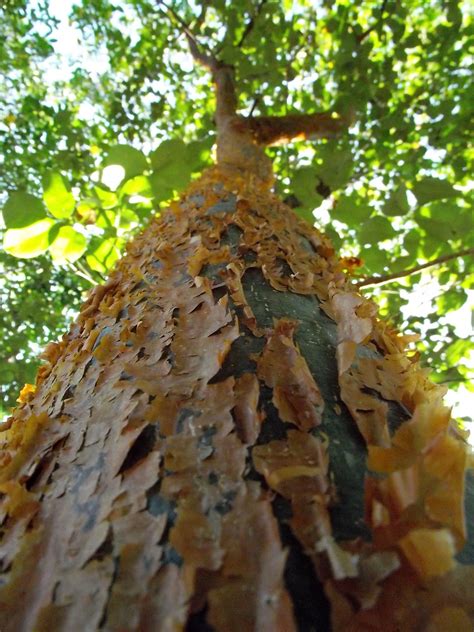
[0,0,473,422]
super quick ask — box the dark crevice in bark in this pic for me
[255,384,290,444]
[25,438,66,491]
[273,497,331,632]
[161,546,183,566]
[118,424,157,474]
[98,556,119,630]
[208,326,263,384]
[240,266,371,541]
[90,527,114,562]
[186,606,214,632]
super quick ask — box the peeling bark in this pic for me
[0,167,473,631]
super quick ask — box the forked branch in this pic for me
[158,1,238,122]
[160,2,353,181]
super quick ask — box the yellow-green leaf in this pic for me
[49,226,87,263]
[43,172,76,219]
[3,219,56,258]
[86,237,120,273]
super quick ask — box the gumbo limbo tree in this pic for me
[1,2,474,631]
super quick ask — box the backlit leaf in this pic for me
[42,172,76,219]
[291,167,323,209]
[3,219,56,258]
[358,216,396,244]
[104,145,148,180]
[383,185,410,216]
[2,192,47,229]
[49,226,87,263]
[86,237,120,273]
[150,139,186,171]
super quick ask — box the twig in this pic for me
[156,0,351,181]
[356,247,474,288]
[437,378,469,385]
[68,260,101,285]
[158,0,217,71]
[358,0,389,43]
[193,0,210,31]
[237,0,267,48]
[249,95,261,116]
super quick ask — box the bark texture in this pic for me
[0,167,473,631]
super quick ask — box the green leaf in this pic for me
[152,162,191,191]
[382,184,410,216]
[94,186,118,209]
[118,207,139,229]
[445,338,472,365]
[42,171,75,219]
[96,209,117,230]
[150,139,192,191]
[120,176,153,198]
[332,194,371,225]
[186,139,213,171]
[3,218,56,258]
[358,216,396,244]
[86,237,120,274]
[2,192,47,229]
[412,177,458,205]
[49,226,87,263]
[104,145,148,179]
[295,206,316,225]
[291,167,323,208]
[437,287,467,313]
[360,245,390,272]
[148,173,174,203]
[315,146,353,190]
[416,212,459,242]
[150,139,187,171]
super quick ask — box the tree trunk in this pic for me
[0,166,473,631]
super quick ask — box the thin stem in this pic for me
[358,0,389,43]
[237,0,267,48]
[356,247,474,288]
[70,259,104,285]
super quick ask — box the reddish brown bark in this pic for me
[0,167,472,631]
[0,18,472,631]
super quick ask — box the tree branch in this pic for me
[158,0,237,121]
[193,0,210,31]
[246,111,349,146]
[158,1,216,71]
[355,248,474,289]
[157,1,352,181]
